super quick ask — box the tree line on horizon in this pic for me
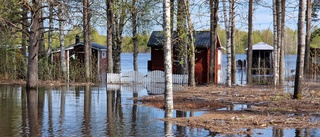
[0,0,319,99]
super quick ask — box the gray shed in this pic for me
[246,42,274,83]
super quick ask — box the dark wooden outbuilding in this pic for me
[147,31,223,85]
[52,36,107,81]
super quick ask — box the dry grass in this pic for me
[135,83,320,135]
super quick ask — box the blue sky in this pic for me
[97,1,304,35]
[148,0,302,34]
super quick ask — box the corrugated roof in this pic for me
[245,42,274,51]
[147,31,215,48]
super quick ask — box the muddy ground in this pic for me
[134,82,320,135]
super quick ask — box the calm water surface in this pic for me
[0,53,319,137]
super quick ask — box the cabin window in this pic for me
[102,51,106,58]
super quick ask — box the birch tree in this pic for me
[272,0,279,87]
[113,0,129,73]
[293,0,306,99]
[304,0,312,75]
[163,0,173,116]
[276,0,282,86]
[177,0,188,75]
[107,0,114,73]
[247,0,253,85]
[132,0,138,71]
[279,0,286,85]
[223,0,231,87]
[210,0,219,83]
[58,2,67,80]
[230,0,236,85]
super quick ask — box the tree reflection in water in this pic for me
[26,89,41,137]
[82,84,91,135]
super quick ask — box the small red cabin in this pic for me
[147,31,223,85]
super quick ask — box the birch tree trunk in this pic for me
[230,0,236,84]
[223,0,231,87]
[294,0,306,99]
[177,0,188,74]
[304,0,312,76]
[279,0,286,85]
[184,0,195,87]
[107,0,114,73]
[163,0,173,116]
[132,0,138,71]
[275,0,284,84]
[113,0,127,73]
[210,0,219,83]
[273,0,279,87]
[58,3,67,80]
[27,0,42,89]
[84,0,91,81]
[247,0,253,85]
[177,0,188,75]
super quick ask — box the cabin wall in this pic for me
[195,49,209,84]
[149,46,222,85]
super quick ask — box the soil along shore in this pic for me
[134,83,320,135]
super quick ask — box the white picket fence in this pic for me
[106,70,188,95]
[107,70,188,85]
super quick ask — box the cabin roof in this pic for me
[68,42,107,50]
[245,42,274,51]
[147,31,220,48]
[52,42,107,53]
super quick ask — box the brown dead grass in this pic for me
[135,83,320,135]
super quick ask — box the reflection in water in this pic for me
[59,86,66,135]
[83,85,91,135]
[131,92,138,135]
[21,87,27,136]
[0,85,320,136]
[165,108,173,136]
[107,89,115,136]
[273,128,283,137]
[27,89,41,136]
[295,128,303,137]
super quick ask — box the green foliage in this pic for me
[0,47,25,79]
[122,34,150,53]
[311,28,320,48]
[38,57,54,81]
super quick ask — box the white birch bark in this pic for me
[58,3,67,80]
[273,0,279,87]
[294,0,306,99]
[163,0,173,116]
[223,0,231,87]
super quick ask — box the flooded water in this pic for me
[0,53,319,136]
